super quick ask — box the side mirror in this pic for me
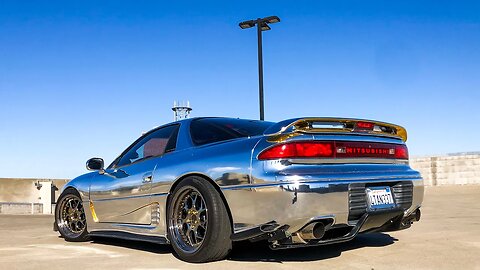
[86,158,104,172]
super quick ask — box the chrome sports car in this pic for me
[55,117,424,262]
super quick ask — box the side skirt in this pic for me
[89,231,169,245]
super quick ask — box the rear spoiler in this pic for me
[263,117,407,142]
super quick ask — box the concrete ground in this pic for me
[1,185,479,270]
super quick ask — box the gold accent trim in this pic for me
[267,133,302,143]
[267,118,408,142]
[89,201,99,222]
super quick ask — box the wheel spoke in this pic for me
[73,221,79,231]
[78,219,85,226]
[191,193,198,210]
[74,199,80,210]
[68,219,74,229]
[198,199,206,213]
[180,217,187,227]
[193,226,203,242]
[185,225,194,245]
[187,195,194,210]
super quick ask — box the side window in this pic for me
[116,124,179,168]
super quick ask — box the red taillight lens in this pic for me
[355,121,375,130]
[257,144,296,160]
[258,141,409,160]
[394,145,409,159]
[258,142,334,160]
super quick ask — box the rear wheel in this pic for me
[55,189,89,242]
[167,176,232,262]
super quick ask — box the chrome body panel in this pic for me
[89,157,160,225]
[61,117,424,246]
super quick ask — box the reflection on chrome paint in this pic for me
[206,166,241,174]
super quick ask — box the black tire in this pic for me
[55,188,90,242]
[167,176,232,263]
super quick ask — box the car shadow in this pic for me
[228,233,398,263]
[91,237,173,254]
[90,232,396,262]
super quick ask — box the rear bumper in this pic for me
[223,177,423,229]
[223,170,423,246]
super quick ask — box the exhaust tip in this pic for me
[312,222,326,239]
[299,222,326,240]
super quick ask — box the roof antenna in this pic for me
[172,101,192,121]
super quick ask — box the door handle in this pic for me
[142,172,153,183]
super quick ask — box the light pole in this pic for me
[239,16,280,121]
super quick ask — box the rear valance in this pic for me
[264,117,407,142]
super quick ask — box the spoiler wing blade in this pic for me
[264,117,407,142]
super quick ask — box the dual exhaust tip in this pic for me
[298,209,422,242]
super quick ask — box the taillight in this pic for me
[355,121,375,130]
[394,144,409,159]
[258,142,334,160]
[258,141,409,160]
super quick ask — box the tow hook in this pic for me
[268,225,290,242]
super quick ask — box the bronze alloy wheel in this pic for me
[167,176,232,262]
[169,186,208,253]
[56,190,89,241]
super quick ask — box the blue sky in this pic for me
[1,1,479,178]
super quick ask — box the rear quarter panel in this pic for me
[149,136,262,234]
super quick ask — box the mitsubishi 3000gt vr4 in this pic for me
[55,117,424,262]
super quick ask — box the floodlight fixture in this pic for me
[238,16,281,121]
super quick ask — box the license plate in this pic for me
[366,186,396,210]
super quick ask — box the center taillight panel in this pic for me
[258,141,408,160]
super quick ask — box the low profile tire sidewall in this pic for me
[55,189,89,242]
[167,177,232,262]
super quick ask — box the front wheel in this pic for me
[167,176,232,262]
[55,188,89,242]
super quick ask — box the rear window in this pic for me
[190,118,273,146]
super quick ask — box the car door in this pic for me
[89,124,180,225]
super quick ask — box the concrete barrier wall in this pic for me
[0,178,68,214]
[410,154,480,186]
[0,203,43,214]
